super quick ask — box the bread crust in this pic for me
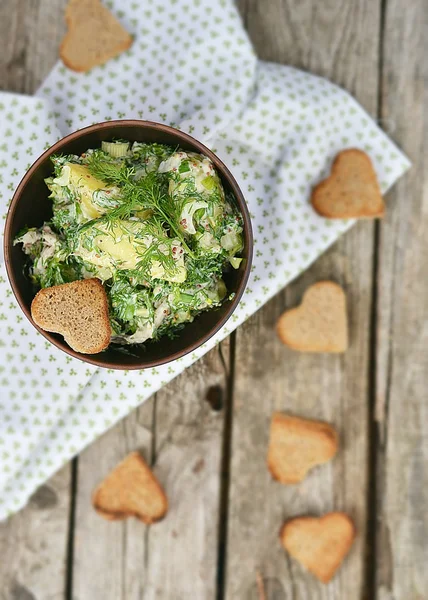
[276,281,348,353]
[267,412,338,484]
[31,278,111,354]
[280,512,356,583]
[60,0,133,72]
[92,452,168,524]
[311,148,385,219]
[60,35,132,73]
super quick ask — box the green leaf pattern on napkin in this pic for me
[0,0,410,519]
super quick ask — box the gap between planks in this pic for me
[364,0,389,595]
[216,332,237,600]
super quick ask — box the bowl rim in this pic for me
[3,119,253,369]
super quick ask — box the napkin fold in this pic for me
[0,0,410,519]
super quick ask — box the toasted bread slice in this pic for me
[92,452,168,524]
[311,149,385,219]
[280,513,356,583]
[60,0,133,72]
[267,413,338,484]
[31,278,111,354]
[276,281,348,353]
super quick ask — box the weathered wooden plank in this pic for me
[72,343,229,600]
[375,0,428,598]
[0,470,71,600]
[25,0,67,91]
[2,2,230,598]
[0,0,28,93]
[145,345,229,600]
[72,398,154,600]
[0,3,71,600]
[226,1,380,598]
[0,0,66,94]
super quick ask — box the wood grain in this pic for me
[226,1,380,598]
[71,344,229,600]
[72,397,154,600]
[0,3,70,600]
[375,0,428,598]
[145,345,229,600]
[0,470,70,600]
[0,0,66,93]
[0,1,427,599]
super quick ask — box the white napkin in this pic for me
[0,0,410,519]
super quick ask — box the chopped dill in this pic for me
[85,151,194,256]
[14,141,244,347]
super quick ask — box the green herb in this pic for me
[85,151,194,257]
[33,256,81,288]
[178,160,191,173]
[51,153,81,176]
[134,219,179,281]
[14,142,244,348]
[108,275,153,333]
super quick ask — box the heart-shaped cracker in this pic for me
[60,0,133,73]
[92,452,168,524]
[276,281,348,353]
[31,278,111,354]
[267,413,338,484]
[311,149,385,219]
[280,513,356,583]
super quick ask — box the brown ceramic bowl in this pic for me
[4,120,252,369]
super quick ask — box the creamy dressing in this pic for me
[15,141,243,347]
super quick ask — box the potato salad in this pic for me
[15,141,244,345]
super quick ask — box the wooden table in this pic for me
[0,1,426,599]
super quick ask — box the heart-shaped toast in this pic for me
[60,0,133,73]
[311,149,385,219]
[280,513,356,583]
[31,278,111,354]
[276,281,348,353]
[92,452,168,524]
[267,413,338,484]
